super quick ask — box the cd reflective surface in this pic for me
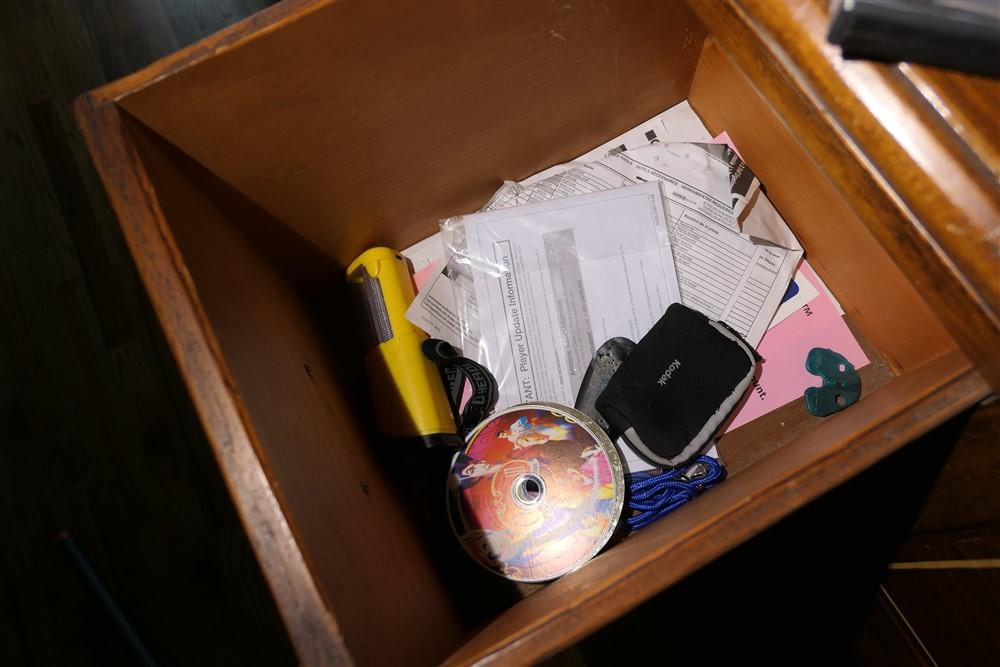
[447,404,624,582]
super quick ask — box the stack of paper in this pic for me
[407,102,801,376]
[454,182,679,409]
[401,100,868,472]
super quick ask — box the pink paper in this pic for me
[726,264,868,431]
[711,132,743,160]
[412,259,442,292]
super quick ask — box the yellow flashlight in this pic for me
[346,247,460,448]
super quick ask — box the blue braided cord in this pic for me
[629,486,692,509]
[630,479,692,502]
[628,496,690,530]
[626,455,724,529]
[626,455,726,531]
[629,489,694,512]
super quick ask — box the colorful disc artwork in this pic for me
[446,403,625,582]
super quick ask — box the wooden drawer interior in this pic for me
[76,1,985,664]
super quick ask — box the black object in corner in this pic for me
[828,0,1000,78]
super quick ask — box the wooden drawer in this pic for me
[74,1,996,664]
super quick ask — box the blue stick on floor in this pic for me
[55,530,160,667]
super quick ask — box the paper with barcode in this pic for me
[404,102,706,349]
[459,183,680,410]
[480,144,801,347]
[406,102,801,352]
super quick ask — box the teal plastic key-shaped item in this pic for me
[804,348,861,417]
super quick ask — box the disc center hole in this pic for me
[513,474,545,506]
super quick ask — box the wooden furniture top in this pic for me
[72,1,996,664]
[84,0,998,390]
[690,0,999,391]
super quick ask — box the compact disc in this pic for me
[446,403,625,582]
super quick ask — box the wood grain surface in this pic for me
[898,64,1000,182]
[0,2,297,666]
[124,113,478,666]
[908,399,1000,533]
[881,522,1000,665]
[688,0,1000,390]
[75,98,347,667]
[867,401,1000,666]
[690,40,955,376]
[444,350,987,666]
[556,411,982,666]
[69,0,998,664]
[111,0,708,267]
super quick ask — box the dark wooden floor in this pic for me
[551,402,1000,666]
[1,1,996,666]
[0,2,294,666]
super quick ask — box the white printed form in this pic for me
[487,144,799,346]
[406,104,800,354]
[462,183,680,409]
[668,201,788,344]
[407,102,719,352]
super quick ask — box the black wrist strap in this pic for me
[422,339,498,439]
